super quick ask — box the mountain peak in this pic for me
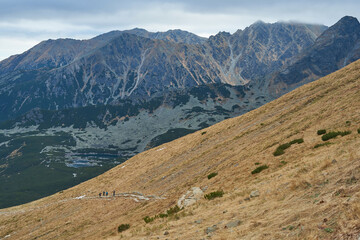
[328,16,360,34]
[337,15,360,25]
[270,15,360,94]
[251,20,266,26]
[316,16,360,43]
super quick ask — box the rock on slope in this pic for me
[1,59,359,239]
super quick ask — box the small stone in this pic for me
[223,210,228,214]
[194,220,202,224]
[332,159,337,164]
[164,231,169,235]
[225,220,241,228]
[250,190,260,198]
[205,225,218,234]
[244,197,250,201]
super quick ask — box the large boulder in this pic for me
[177,187,204,208]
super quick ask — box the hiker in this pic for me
[103,191,105,196]
[113,190,115,197]
[99,192,102,197]
[106,192,108,196]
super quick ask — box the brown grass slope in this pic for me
[1,60,360,240]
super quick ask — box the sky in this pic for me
[1,0,359,61]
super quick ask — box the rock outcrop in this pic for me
[177,187,204,208]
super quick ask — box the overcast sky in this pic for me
[1,0,359,61]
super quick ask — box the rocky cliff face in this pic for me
[270,16,360,95]
[205,21,326,84]
[0,22,326,122]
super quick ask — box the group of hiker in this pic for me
[98,190,116,197]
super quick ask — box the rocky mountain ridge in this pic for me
[0,21,326,122]
[270,16,360,95]
[0,28,206,74]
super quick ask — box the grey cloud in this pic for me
[1,0,359,26]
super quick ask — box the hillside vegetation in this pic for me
[0,60,360,239]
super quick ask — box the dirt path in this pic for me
[0,192,165,216]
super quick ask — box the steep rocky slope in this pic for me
[205,21,326,85]
[270,16,360,95]
[1,58,359,239]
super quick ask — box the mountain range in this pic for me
[0,20,327,121]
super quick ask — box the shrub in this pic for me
[204,190,224,200]
[280,161,287,166]
[358,128,360,134]
[207,172,218,179]
[273,148,284,156]
[273,143,291,156]
[322,132,338,141]
[322,131,351,141]
[273,138,304,156]
[144,205,182,223]
[254,162,260,165]
[159,213,168,218]
[166,205,181,215]
[338,131,350,136]
[201,131,207,135]
[143,216,155,223]
[289,138,304,144]
[118,224,130,233]
[314,142,332,148]
[251,165,269,174]
[324,228,333,233]
[317,129,326,135]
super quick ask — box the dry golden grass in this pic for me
[1,60,360,239]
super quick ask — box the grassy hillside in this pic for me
[1,60,360,239]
